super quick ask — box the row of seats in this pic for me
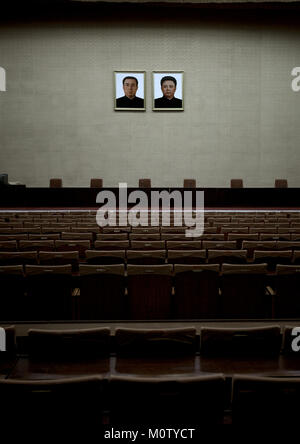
[1,325,299,427]
[2,325,298,356]
[4,226,300,241]
[3,239,300,252]
[3,373,298,427]
[1,248,300,269]
[1,263,300,320]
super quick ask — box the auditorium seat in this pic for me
[94,240,130,250]
[114,327,197,355]
[227,233,259,249]
[86,249,126,265]
[61,232,93,241]
[49,178,63,188]
[127,265,173,319]
[232,375,300,425]
[292,250,300,264]
[39,251,79,271]
[160,227,187,234]
[0,251,38,266]
[130,240,165,250]
[55,240,90,258]
[19,240,55,252]
[0,241,17,251]
[230,179,243,188]
[25,264,73,320]
[109,374,225,426]
[96,233,128,241]
[253,250,292,271]
[0,234,28,241]
[174,264,220,318]
[220,263,270,318]
[168,249,206,264]
[102,227,131,233]
[275,179,288,188]
[202,241,237,250]
[28,327,111,358]
[132,227,160,234]
[138,178,151,188]
[242,240,277,257]
[161,233,190,241]
[200,325,281,356]
[183,179,196,188]
[0,376,105,430]
[90,178,103,188]
[167,240,202,250]
[274,265,300,318]
[127,250,166,265]
[78,264,126,320]
[129,233,161,241]
[207,249,247,264]
[29,234,60,240]
[0,265,25,320]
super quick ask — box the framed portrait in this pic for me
[114,71,146,111]
[152,71,184,111]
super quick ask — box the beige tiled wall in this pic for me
[0,18,299,187]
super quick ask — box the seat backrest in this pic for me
[139,178,151,188]
[94,240,130,250]
[38,251,79,271]
[274,265,300,317]
[230,179,243,188]
[49,178,62,188]
[207,249,247,264]
[90,178,103,188]
[0,266,25,321]
[85,249,126,265]
[220,263,269,318]
[130,240,165,250]
[127,250,166,265]
[183,179,196,188]
[201,325,281,356]
[168,249,206,264]
[174,264,220,318]
[109,374,225,426]
[127,265,173,319]
[167,240,202,250]
[78,264,125,320]
[232,374,300,425]
[0,251,38,266]
[28,327,111,357]
[25,265,73,320]
[275,179,288,188]
[253,250,292,271]
[0,376,105,428]
[115,327,197,355]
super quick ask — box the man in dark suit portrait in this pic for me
[154,75,182,109]
[116,76,144,108]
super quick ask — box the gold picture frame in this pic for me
[152,71,184,111]
[114,71,146,111]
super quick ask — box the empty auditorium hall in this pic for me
[1,0,300,436]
